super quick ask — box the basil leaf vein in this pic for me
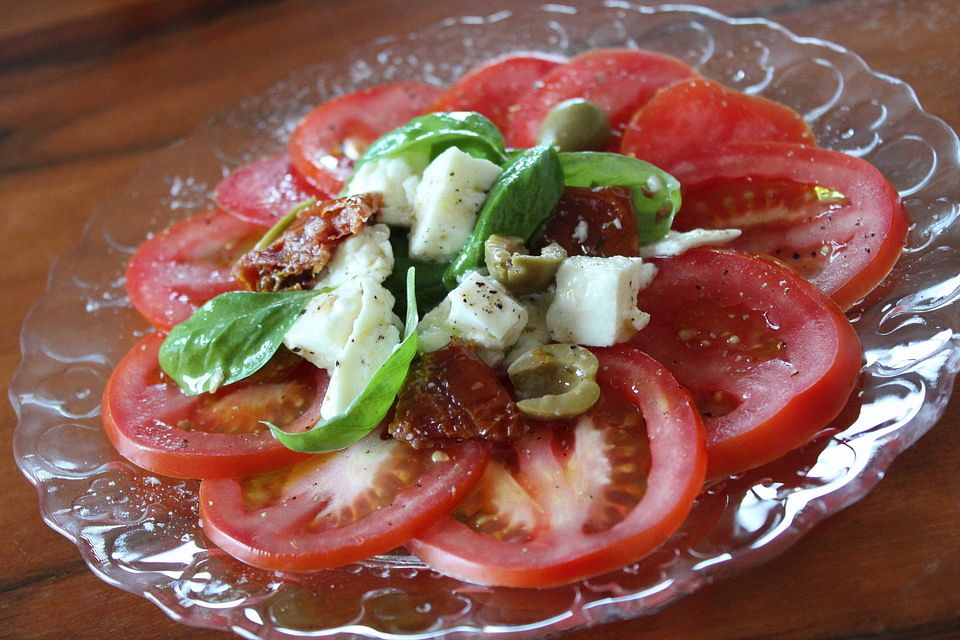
[267,268,420,453]
[158,289,326,396]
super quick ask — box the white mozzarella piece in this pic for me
[503,293,553,367]
[447,272,528,361]
[416,272,528,366]
[283,282,363,369]
[345,157,421,227]
[546,256,657,347]
[408,147,502,262]
[322,279,402,419]
[315,224,394,289]
[283,278,402,420]
[637,228,741,258]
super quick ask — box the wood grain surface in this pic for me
[2,1,959,639]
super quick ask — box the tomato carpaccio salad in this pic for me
[107,49,907,588]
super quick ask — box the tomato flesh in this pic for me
[215,153,329,227]
[671,142,908,310]
[429,54,563,132]
[620,78,815,171]
[505,49,698,149]
[539,185,639,257]
[288,82,443,195]
[125,210,262,330]
[102,335,317,479]
[408,347,706,588]
[631,248,862,477]
[199,432,490,572]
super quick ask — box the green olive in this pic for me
[484,234,567,295]
[536,98,612,152]
[507,343,601,419]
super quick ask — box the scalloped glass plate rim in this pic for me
[10,2,960,639]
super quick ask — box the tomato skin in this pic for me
[125,210,262,330]
[215,153,330,227]
[631,248,862,478]
[102,334,316,479]
[288,82,443,195]
[408,347,706,588]
[505,48,698,149]
[429,54,563,132]
[671,142,909,310]
[620,78,815,171]
[199,436,490,572]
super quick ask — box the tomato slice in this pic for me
[102,334,317,479]
[671,142,909,310]
[215,153,330,227]
[429,54,563,133]
[199,433,490,572]
[630,248,862,477]
[407,347,707,588]
[505,49,698,149]
[620,78,815,171]
[125,209,262,330]
[288,82,443,195]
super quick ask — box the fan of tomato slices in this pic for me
[109,49,906,588]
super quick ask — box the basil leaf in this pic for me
[343,112,507,194]
[559,151,682,245]
[253,197,317,250]
[444,144,564,288]
[158,289,324,395]
[384,234,448,316]
[268,268,420,453]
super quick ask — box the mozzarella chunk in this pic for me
[284,278,402,419]
[315,224,393,289]
[547,256,657,347]
[345,157,421,227]
[416,272,527,366]
[283,283,362,369]
[408,147,502,261]
[503,293,553,367]
[637,228,741,258]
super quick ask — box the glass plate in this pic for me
[11,3,960,638]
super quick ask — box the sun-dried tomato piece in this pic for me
[539,186,639,258]
[234,192,382,291]
[389,342,526,449]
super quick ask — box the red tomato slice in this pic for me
[407,347,707,588]
[620,78,815,171]
[671,142,909,310]
[199,433,490,572]
[288,82,443,195]
[125,210,262,330]
[102,334,317,479]
[630,248,862,477]
[429,54,563,132]
[215,153,330,227]
[505,48,698,149]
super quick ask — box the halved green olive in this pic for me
[536,98,612,152]
[507,343,601,419]
[484,234,567,295]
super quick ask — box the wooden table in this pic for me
[2,1,959,638]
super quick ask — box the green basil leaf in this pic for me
[268,268,420,453]
[158,289,324,396]
[342,112,507,194]
[384,234,448,316]
[444,144,564,288]
[558,151,682,245]
[253,197,317,250]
